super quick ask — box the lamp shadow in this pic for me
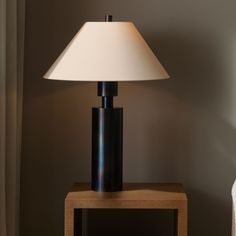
[119,32,236,236]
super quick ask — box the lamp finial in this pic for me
[105,14,112,22]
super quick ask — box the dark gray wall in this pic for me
[20,0,236,235]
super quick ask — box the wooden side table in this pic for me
[65,183,188,236]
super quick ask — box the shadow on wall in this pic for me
[127,32,236,236]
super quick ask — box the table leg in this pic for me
[177,204,188,236]
[65,201,74,236]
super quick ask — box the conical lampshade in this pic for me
[44,22,169,81]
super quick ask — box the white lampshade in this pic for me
[44,22,169,81]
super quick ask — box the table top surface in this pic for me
[66,183,187,202]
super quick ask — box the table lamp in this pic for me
[44,15,169,192]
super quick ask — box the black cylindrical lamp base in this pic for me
[92,107,123,192]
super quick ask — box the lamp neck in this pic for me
[102,97,113,109]
[97,82,118,108]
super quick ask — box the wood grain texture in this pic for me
[65,183,188,236]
